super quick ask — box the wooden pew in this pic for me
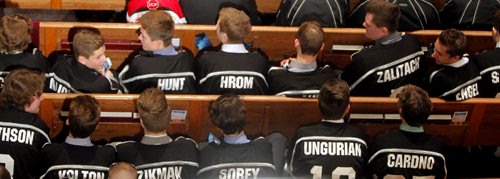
[38,22,494,69]
[39,93,500,146]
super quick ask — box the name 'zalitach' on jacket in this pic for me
[341,33,426,97]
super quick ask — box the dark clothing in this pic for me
[268,63,339,98]
[0,107,50,179]
[0,48,49,88]
[473,47,500,97]
[47,55,121,93]
[119,50,197,94]
[179,0,261,25]
[196,50,269,95]
[116,136,199,179]
[429,55,482,101]
[40,142,116,179]
[368,129,447,179]
[198,137,277,178]
[440,0,500,30]
[288,120,368,178]
[349,0,441,31]
[275,0,349,27]
[341,34,426,96]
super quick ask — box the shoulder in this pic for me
[173,136,199,148]
[42,143,65,153]
[268,66,287,74]
[115,141,137,150]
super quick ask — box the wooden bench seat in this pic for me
[38,22,494,70]
[39,93,500,146]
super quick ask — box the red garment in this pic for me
[127,0,186,23]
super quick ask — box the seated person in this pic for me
[119,10,196,94]
[474,9,500,97]
[126,0,187,23]
[0,165,10,179]
[342,0,426,96]
[268,21,339,98]
[0,14,49,87]
[349,0,440,31]
[275,0,348,27]
[368,85,447,178]
[179,0,261,25]
[429,29,482,100]
[47,29,121,93]
[440,0,500,30]
[115,88,198,178]
[287,79,368,178]
[0,69,49,178]
[108,162,137,179]
[40,95,116,179]
[196,7,269,95]
[198,94,284,178]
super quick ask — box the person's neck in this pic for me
[224,130,245,137]
[295,53,317,64]
[144,130,167,136]
[151,44,171,51]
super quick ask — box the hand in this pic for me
[280,58,291,67]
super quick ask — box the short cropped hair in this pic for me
[493,9,500,32]
[137,88,170,133]
[68,95,101,138]
[297,21,324,55]
[0,14,32,53]
[72,29,105,58]
[109,162,137,179]
[218,7,251,43]
[366,0,400,33]
[210,94,246,135]
[437,29,467,57]
[318,79,350,120]
[141,10,175,47]
[0,69,45,110]
[397,85,432,127]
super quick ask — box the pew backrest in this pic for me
[38,22,494,70]
[39,93,500,146]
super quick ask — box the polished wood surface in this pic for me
[39,94,500,146]
[38,22,494,69]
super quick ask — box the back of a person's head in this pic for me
[438,28,467,57]
[297,21,324,56]
[68,95,101,138]
[366,0,400,33]
[137,87,170,133]
[493,9,500,33]
[397,85,432,127]
[140,10,175,46]
[218,7,251,43]
[210,94,246,135]
[108,162,137,179]
[0,69,45,110]
[318,79,350,120]
[0,165,11,179]
[72,29,104,59]
[0,14,32,53]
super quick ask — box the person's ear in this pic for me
[77,55,87,65]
